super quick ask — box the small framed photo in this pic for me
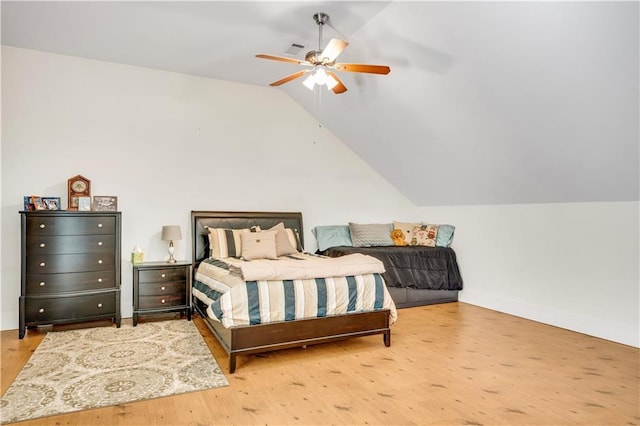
[42,197,61,211]
[23,196,36,211]
[31,196,46,211]
[93,196,117,212]
[78,196,91,211]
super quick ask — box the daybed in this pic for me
[191,211,397,373]
[317,222,463,308]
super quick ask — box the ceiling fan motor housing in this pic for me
[305,50,332,66]
[313,12,329,26]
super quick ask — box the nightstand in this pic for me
[132,261,192,326]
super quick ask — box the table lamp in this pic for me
[161,225,181,263]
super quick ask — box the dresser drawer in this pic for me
[138,281,186,297]
[24,292,116,323]
[138,294,186,310]
[138,268,187,283]
[26,235,115,255]
[27,253,115,274]
[26,216,116,236]
[26,271,116,294]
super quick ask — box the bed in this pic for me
[191,211,397,373]
[322,246,463,308]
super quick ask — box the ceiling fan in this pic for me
[256,12,391,94]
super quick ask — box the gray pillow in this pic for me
[348,223,393,247]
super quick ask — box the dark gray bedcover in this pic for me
[323,246,463,290]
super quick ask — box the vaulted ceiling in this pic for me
[2,1,638,206]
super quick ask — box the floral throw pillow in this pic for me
[412,224,439,247]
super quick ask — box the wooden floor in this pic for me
[2,302,638,425]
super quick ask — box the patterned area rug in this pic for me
[0,320,228,424]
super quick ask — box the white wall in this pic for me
[416,201,639,347]
[0,47,415,331]
[2,47,638,348]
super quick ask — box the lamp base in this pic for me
[167,243,176,263]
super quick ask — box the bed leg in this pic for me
[384,330,391,347]
[229,354,237,374]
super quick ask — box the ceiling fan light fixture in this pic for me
[302,74,316,90]
[302,67,339,91]
[326,74,339,90]
[314,67,329,85]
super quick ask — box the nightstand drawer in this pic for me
[138,294,186,310]
[27,253,115,274]
[138,268,186,283]
[24,292,117,323]
[138,281,186,297]
[26,216,116,236]
[26,271,116,294]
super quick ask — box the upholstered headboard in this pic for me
[191,211,304,268]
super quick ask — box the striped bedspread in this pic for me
[193,255,398,328]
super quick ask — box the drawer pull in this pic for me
[38,308,45,313]
[97,223,103,228]
[39,281,45,287]
[98,259,103,264]
[97,303,103,308]
[39,223,46,229]
[161,286,166,291]
[39,243,46,248]
[98,241,103,246]
[39,262,46,267]
[161,273,166,278]
[161,299,166,304]
[98,278,103,283]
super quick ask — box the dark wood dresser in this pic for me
[132,261,191,326]
[19,211,121,338]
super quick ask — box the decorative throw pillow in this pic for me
[348,223,393,247]
[412,224,439,247]
[313,225,353,251]
[436,224,455,247]
[206,227,251,258]
[268,222,299,256]
[240,230,278,260]
[393,221,420,245]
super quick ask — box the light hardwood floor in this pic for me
[2,302,638,425]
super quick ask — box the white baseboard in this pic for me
[459,290,639,348]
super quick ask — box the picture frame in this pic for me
[23,196,36,211]
[42,197,61,211]
[93,196,117,212]
[78,196,91,211]
[31,196,46,211]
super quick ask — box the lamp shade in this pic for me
[161,225,182,241]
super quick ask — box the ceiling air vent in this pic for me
[285,43,305,56]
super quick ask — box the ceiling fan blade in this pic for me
[256,54,309,66]
[327,71,347,94]
[334,63,391,75]
[270,70,309,86]
[321,38,348,63]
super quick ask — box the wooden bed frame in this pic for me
[191,211,391,373]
